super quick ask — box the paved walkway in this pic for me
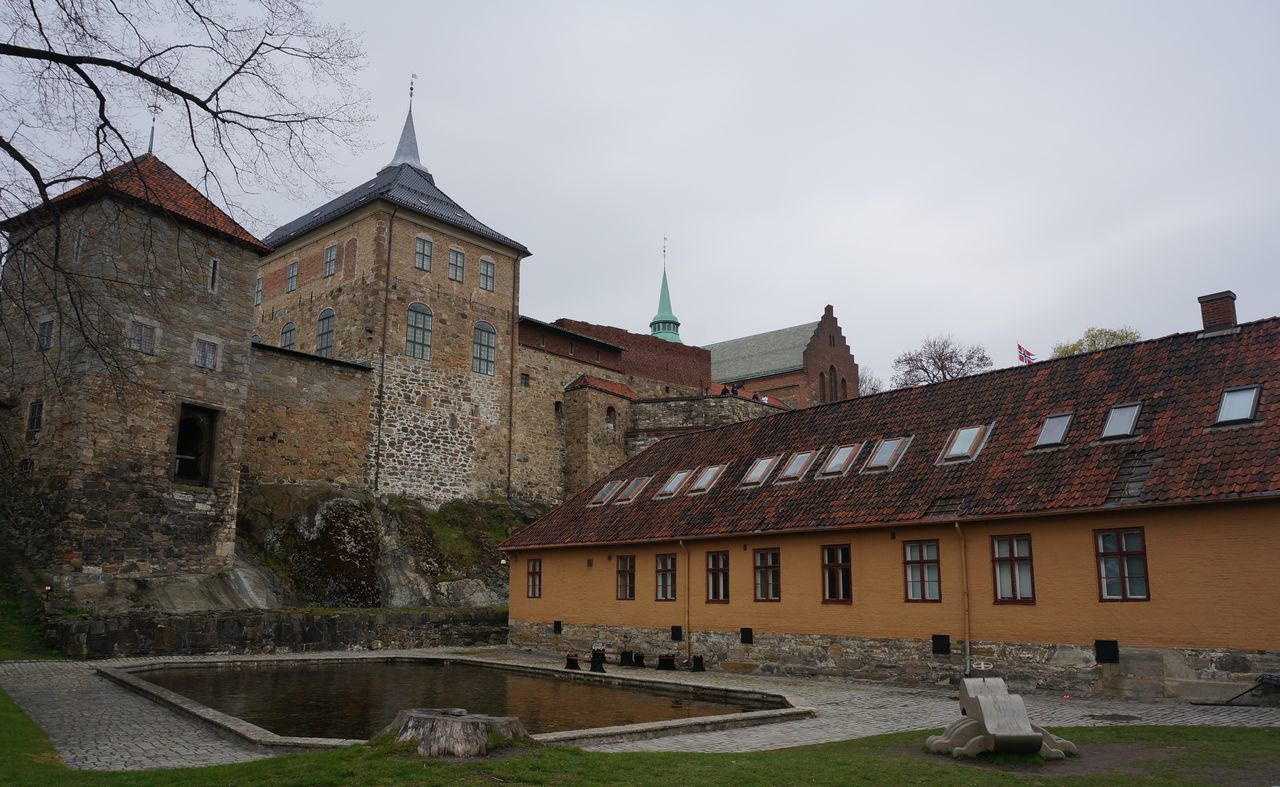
[2,648,1279,769]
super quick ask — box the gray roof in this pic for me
[706,321,818,382]
[264,162,529,254]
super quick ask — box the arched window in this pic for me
[406,303,432,360]
[606,406,617,430]
[818,372,826,403]
[280,322,296,349]
[841,378,848,400]
[829,365,838,402]
[316,308,335,358]
[251,334,261,343]
[472,321,496,375]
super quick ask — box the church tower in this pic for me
[649,267,682,343]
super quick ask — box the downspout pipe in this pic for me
[371,205,399,494]
[680,538,691,663]
[954,521,972,676]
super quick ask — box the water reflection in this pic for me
[140,661,777,739]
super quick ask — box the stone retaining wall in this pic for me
[53,607,508,659]
[508,620,1280,704]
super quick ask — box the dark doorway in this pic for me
[175,404,217,484]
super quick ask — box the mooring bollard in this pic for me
[620,650,635,667]
[691,655,705,672]
[633,652,646,668]
[564,654,580,670]
[590,651,607,673]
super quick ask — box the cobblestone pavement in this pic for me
[3,648,1279,769]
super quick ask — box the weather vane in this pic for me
[410,73,418,102]
[663,236,668,272]
[147,89,163,153]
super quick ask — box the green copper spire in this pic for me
[650,240,682,343]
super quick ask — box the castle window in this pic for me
[280,322,296,349]
[526,559,542,598]
[687,464,727,495]
[208,258,219,292]
[616,555,635,600]
[774,450,818,484]
[449,248,464,282]
[316,308,335,358]
[406,303,432,360]
[941,424,988,462]
[1101,403,1141,439]
[323,244,337,277]
[128,320,157,354]
[904,540,940,601]
[415,237,432,271]
[36,319,54,351]
[18,458,34,478]
[605,406,617,430]
[863,437,910,472]
[822,544,852,603]
[286,260,298,292]
[612,476,651,504]
[740,454,782,487]
[828,365,837,402]
[472,321,496,375]
[520,373,530,387]
[656,554,677,601]
[194,338,219,370]
[480,259,495,292]
[1216,386,1260,424]
[816,443,861,479]
[1035,413,1073,447]
[588,479,625,506]
[654,469,694,498]
[254,276,263,306]
[754,548,780,601]
[26,400,43,433]
[174,404,217,485]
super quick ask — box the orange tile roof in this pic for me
[5,154,269,254]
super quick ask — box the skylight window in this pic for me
[654,469,695,499]
[1101,403,1141,439]
[612,476,652,504]
[740,455,783,487]
[816,444,861,479]
[774,450,819,483]
[941,425,988,462]
[863,437,910,472]
[588,480,625,506]
[1216,386,1260,424]
[687,464,727,495]
[1035,413,1073,447]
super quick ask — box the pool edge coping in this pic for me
[97,654,816,752]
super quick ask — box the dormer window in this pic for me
[654,469,695,499]
[941,425,988,462]
[612,476,652,504]
[863,437,910,472]
[1101,403,1141,439]
[588,479,625,506]
[740,455,782,487]
[774,450,818,484]
[1035,413,1073,447]
[687,464,727,495]
[815,444,861,479]
[1216,386,1260,424]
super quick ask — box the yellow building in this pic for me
[503,291,1280,702]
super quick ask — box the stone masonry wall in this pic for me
[564,386,630,498]
[54,607,508,658]
[1,197,257,590]
[508,620,1280,704]
[242,346,372,490]
[627,395,781,454]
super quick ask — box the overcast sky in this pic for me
[240,1,1280,381]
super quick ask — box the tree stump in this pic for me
[383,708,529,758]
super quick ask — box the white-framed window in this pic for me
[588,479,625,506]
[1101,403,1141,439]
[480,259,495,292]
[863,436,910,472]
[941,424,988,462]
[816,444,861,479]
[612,476,652,504]
[1216,386,1260,424]
[1035,413,1072,447]
[323,244,337,277]
[280,322,296,349]
[448,248,464,282]
[774,450,818,483]
[472,321,496,375]
[406,303,432,360]
[254,275,263,306]
[35,319,54,351]
[27,400,43,433]
[415,237,432,271]
[286,260,299,292]
[740,454,782,487]
[654,469,695,499]
[316,308,335,358]
[127,318,158,354]
[687,464,727,494]
[193,337,219,370]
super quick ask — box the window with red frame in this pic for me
[1096,528,1149,600]
[526,559,542,598]
[754,549,780,601]
[656,554,677,600]
[821,544,852,602]
[616,555,635,600]
[706,551,729,602]
[992,535,1034,602]
[904,540,940,601]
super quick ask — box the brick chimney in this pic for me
[1198,291,1238,332]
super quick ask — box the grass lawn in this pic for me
[2,680,1278,787]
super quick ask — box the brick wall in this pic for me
[564,386,630,497]
[801,306,860,406]
[553,319,712,391]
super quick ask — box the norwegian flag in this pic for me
[1017,344,1036,365]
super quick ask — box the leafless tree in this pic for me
[857,369,885,396]
[891,335,993,388]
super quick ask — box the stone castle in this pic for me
[0,105,859,603]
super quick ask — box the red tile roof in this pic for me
[3,154,269,253]
[566,374,638,400]
[503,317,1280,550]
[553,319,712,390]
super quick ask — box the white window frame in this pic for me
[740,454,783,487]
[1215,386,1260,424]
[1101,402,1141,439]
[862,436,912,473]
[1035,412,1073,447]
[285,260,299,292]
[254,275,263,306]
[125,315,161,355]
[192,333,221,371]
[815,443,861,479]
[323,244,337,277]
